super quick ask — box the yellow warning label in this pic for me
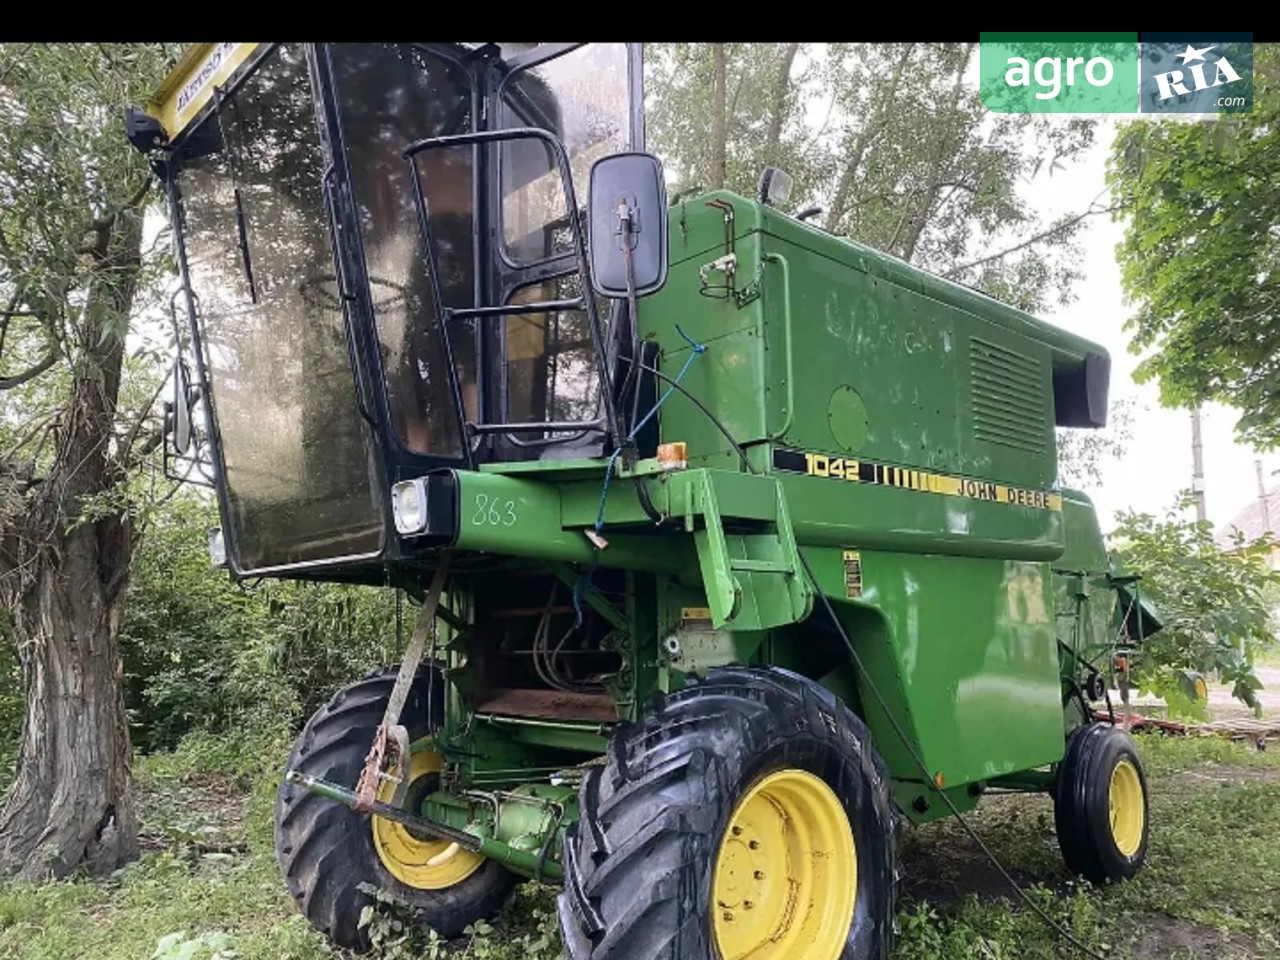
[843,551,862,599]
[680,607,714,628]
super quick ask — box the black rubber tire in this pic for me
[557,666,896,960]
[1054,722,1150,884]
[275,666,517,949]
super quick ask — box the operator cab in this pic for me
[134,43,655,578]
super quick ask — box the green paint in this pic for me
[827,385,869,452]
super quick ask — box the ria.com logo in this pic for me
[979,32,1253,114]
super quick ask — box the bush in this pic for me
[118,491,401,751]
[1111,498,1280,714]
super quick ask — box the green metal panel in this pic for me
[804,545,1065,793]
[453,470,696,575]
[757,232,1056,490]
[1058,490,1110,571]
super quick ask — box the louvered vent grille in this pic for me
[970,337,1048,453]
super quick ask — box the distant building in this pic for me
[1216,486,1280,570]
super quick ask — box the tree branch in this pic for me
[827,43,916,230]
[77,178,152,261]
[0,44,33,86]
[710,44,727,190]
[0,344,58,390]
[944,191,1122,277]
[117,375,169,468]
[896,43,974,262]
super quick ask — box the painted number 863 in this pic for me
[472,493,518,527]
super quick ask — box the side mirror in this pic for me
[171,361,195,456]
[588,152,668,299]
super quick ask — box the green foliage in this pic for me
[357,882,564,960]
[117,489,401,751]
[150,930,238,960]
[0,42,177,504]
[1111,499,1280,712]
[1110,45,1280,447]
[647,43,1100,313]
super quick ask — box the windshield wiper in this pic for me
[214,89,259,305]
[232,186,259,304]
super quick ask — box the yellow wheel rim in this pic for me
[371,750,485,889]
[711,769,857,960]
[1108,759,1145,858]
[1194,677,1209,701]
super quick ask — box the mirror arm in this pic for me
[618,208,645,456]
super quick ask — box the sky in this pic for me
[1031,119,1278,533]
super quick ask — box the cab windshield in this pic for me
[176,44,381,572]
[172,43,635,572]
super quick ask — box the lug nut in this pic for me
[744,900,755,910]
[748,840,760,850]
[754,870,765,880]
[723,911,734,922]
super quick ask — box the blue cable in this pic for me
[594,324,706,531]
[573,324,708,628]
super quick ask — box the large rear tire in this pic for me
[1054,722,1150,884]
[275,667,517,949]
[557,666,896,960]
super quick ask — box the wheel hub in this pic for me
[711,769,857,960]
[1108,758,1145,858]
[372,749,485,889]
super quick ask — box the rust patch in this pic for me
[474,688,618,723]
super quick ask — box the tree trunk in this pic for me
[0,527,137,879]
[894,43,976,263]
[709,44,727,189]
[0,209,143,879]
[827,43,916,233]
[764,43,800,164]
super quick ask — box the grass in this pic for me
[895,733,1280,959]
[0,731,1277,960]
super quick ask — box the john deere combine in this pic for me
[127,42,1159,960]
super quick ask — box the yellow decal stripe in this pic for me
[148,42,263,140]
[782,448,1061,512]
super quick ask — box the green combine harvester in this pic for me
[127,42,1159,960]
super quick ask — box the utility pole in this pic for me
[1258,459,1273,535]
[1191,407,1207,522]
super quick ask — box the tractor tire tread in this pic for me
[274,666,516,949]
[558,665,895,960]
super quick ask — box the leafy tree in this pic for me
[647,43,1108,313]
[0,43,175,878]
[1057,396,1136,490]
[1111,499,1279,713]
[1109,44,1280,448]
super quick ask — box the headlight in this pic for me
[392,479,429,535]
[207,526,227,567]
